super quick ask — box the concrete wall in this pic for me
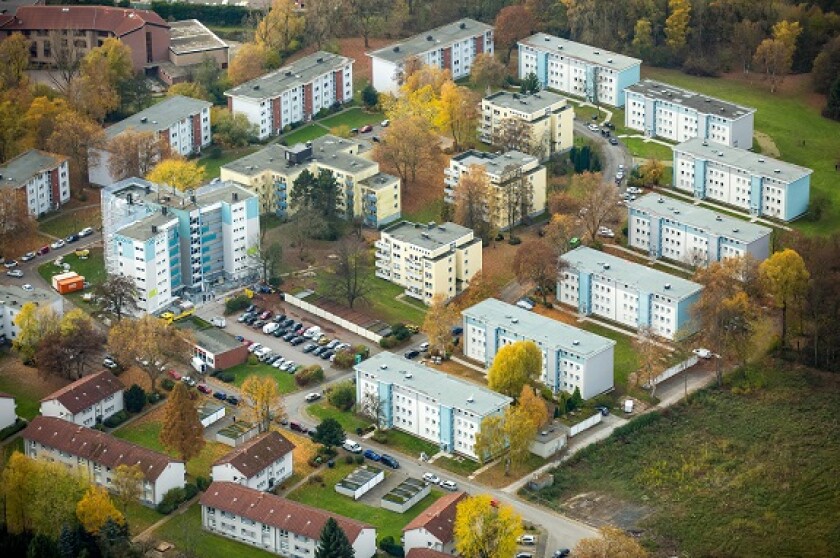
[285,293,383,343]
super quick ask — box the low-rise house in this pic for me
[479,91,574,159]
[0,285,64,345]
[23,416,185,505]
[403,491,467,554]
[0,149,70,217]
[40,370,125,427]
[191,327,249,372]
[200,481,377,557]
[211,431,295,491]
[0,393,16,431]
[406,549,455,558]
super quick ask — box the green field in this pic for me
[403,198,445,225]
[364,277,427,326]
[643,67,840,235]
[522,363,840,556]
[282,124,329,145]
[228,362,298,393]
[124,500,163,536]
[199,146,261,179]
[622,137,674,161]
[580,322,638,391]
[0,358,48,420]
[307,402,372,433]
[320,107,386,130]
[379,429,440,458]
[36,247,105,285]
[38,206,101,238]
[434,455,482,477]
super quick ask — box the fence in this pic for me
[569,413,602,437]
[645,356,699,388]
[285,294,384,344]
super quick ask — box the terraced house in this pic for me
[40,370,125,427]
[211,431,295,491]
[0,149,70,217]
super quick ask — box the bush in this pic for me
[156,486,187,515]
[0,418,27,440]
[295,365,324,386]
[317,446,338,459]
[103,410,128,428]
[184,483,199,500]
[379,536,405,558]
[353,344,370,359]
[361,84,379,110]
[390,323,411,342]
[147,392,162,404]
[354,455,365,464]
[328,380,356,411]
[196,476,211,491]
[217,372,235,383]
[379,335,398,349]
[344,455,354,464]
[150,1,249,27]
[224,294,250,315]
[124,384,146,413]
[247,354,259,365]
[161,378,175,391]
[332,349,356,369]
[372,429,389,444]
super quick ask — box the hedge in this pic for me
[150,2,252,27]
[0,419,28,440]
[103,410,128,428]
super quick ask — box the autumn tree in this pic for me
[638,158,665,187]
[754,21,802,93]
[664,0,691,52]
[248,233,283,285]
[517,385,548,430]
[495,5,536,62]
[347,0,390,48]
[240,375,283,432]
[631,18,654,58]
[302,0,343,50]
[543,213,579,258]
[401,64,450,97]
[493,117,542,160]
[474,414,506,464]
[68,57,119,123]
[47,29,85,93]
[633,326,669,398]
[0,99,26,161]
[46,110,105,190]
[503,404,538,472]
[373,114,439,190]
[146,157,206,191]
[422,294,460,357]
[107,129,169,181]
[454,271,494,312]
[575,172,620,244]
[487,340,542,397]
[574,526,649,558]
[499,165,534,240]
[228,43,269,86]
[168,81,210,101]
[454,495,523,558]
[94,275,139,321]
[36,308,105,380]
[759,249,810,348]
[160,382,205,462]
[326,238,372,309]
[315,517,355,558]
[513,239,556,306]
[255,0,305,53]
[112,464,144,513]
[23,96,71,151]
[76,485,124,535]
[733,20,764,74]
[108,315,193,391]
[0,189,36,247]
[453,164,496,244]
[470,53,506,91]
[434,81,478,151]
[0,33,29,91]
[211,107,257,148]
[12,302,60,364]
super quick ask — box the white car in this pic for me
[280,360,295,371]
[273,358,287,368]
[587,123,600,132]
[50,239,65,249]
[211,316,226,328]
[423,472,441,485]
[597,228,615,238]
[6,269,23,278]
[380,119,390,127]
[247,343,263,354]
[263,322,279,335]
[440,480,458,491]
[693,348,714,359]
[20,252,35,262]
[78,227,94,237]
[304,392,321,402]
[518,535,537,545]
[21,284,33,292]
[627,187,643,194]
[516,299,534,311]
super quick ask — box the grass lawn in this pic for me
[307,402,372,433]
[434,455,482,477]
[228,362,298,393]
[0,374,42,420]
[403,198,445,224]
[475,453,548,489]
[643,67,840,236]
[364,277,427,326]
[521,363,840,556]
[124,501,163,536]
[622,137,673,161]
[581,322,638,391]
[152,503,276,558]
[287,461,443,540]
[36,247,105,285]
[199,146,261,179]
[38,206,101,238]
[282,124,329,145]
[320,107,385,130]
[379,429,440,459]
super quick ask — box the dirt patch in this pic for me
[754,131,781,158]
[121,403,165,429]
[561,492,652,531]
[118,366,154,392]
[0,354,68,398]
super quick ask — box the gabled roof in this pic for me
[104,95,211,140]
[22,416,182,482]
[200,482,372,541]
[402,491,467,544]
[0,149,68,190]
[40,370,124,414]
[213,431,295,478]
[0,6,169,35]
[368,19,492,64]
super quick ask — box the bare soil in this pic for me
[561,492,652,531]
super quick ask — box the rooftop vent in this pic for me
[557,45,563,50]
[572,340,580,346]
[427,221,436,228]
[285,71,292,76]
[758,158,765,163]
[705,98,711,102]
[718,151,724,157]
[733,228,740,233]
[151,225,158,233]
[467,395,474,403]
[62,7,69,11]
[657,197,664,203]
[544,36,550,42]
[674,209,680,214]
[774,169,781,174]
[511,318,519,324]
[316,57,323,63]
[405,373,413,379]
[607,58,613,63]
[701,140,708,146]
[232,192,239,201]
[593,51,600,55]
[253,84,260,90]
[603,263,610,270]
[380,364,388,370]
[664,283,672,290]
[393,46,400,52]
[715,215,722,221]
[140,116,147,123]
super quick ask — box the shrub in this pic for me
[353,344,369,359]
[147,392,162,404]
[217,372,235,383]
[317,446,338,459]
[361,84,379,110]
[296,365,324,386]
[390,323,411,341]
[103,410,128,428]
[344,455,354,464]
[328,380,356,411]
[0,419,28,440]
[354,455,365,464]
[379,336,398,349]
[184,483,199,500]
[372,430,389,444]
[379,536,405,557]
[332,349,356,369]
[196,476,211,491]
[124,384,146,413]
[224,294,250,314]
[161,378,175,391]
[156,486,187,515]
[247,354,259,365]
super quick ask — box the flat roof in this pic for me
[630,194,772,243]
[169,19,227,55]
[105,95,211,139]
[193,327,243,355]
[519,33,641,71]
[225,51,353,101]
[0,284,61,308]
[368,19,492,64]
[360,172,400,191]
[562,247,703,300]
[115,212,177,242]
[195,181,256,206]
[222,135,374,177]
[674,137,812,183]
[451,150,537,177]
[383,221,473,251]
[462,298,615,356]
[625,79,755,120]
[0,149,67,189]
[483,90,567,113]
[356,352,512,415]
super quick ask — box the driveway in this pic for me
[574,117,632,189]
[2,232,102,292]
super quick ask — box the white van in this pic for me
[211,316,226,328]
[303,326,322,339]
[342,439,362,453]
[263,322,279,334]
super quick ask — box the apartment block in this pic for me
[0,149,70,217]
[0,285,63,345]
[211,431,295,491]
[518,33,641,107]
[628,194,772,266]
[558,247,703,340]
[226,51,353,140]
[375,221,482,304]
[201,482,377,557]
[625,80,756,148]
[673,137,812,222]
[89,95,212,186]
[444,150,547,230]
[221,135,401,227]
[369,19,494,94]
[40,370,125,427]
[102,179,260,313]
[23,416,185,505]
[462,298,615,399]
[480,90,574,159]
[355,352,512,460]
[403,492,467,554]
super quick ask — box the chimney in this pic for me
[232,192,239,201]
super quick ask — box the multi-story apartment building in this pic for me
[461,298,615,399]
[0,5,170,71]
[221,135,401,227]
[375,221,482,304]
[211,431,294,491]
[558,247,703,340]
[0,285,63,345]
[517,33,641,107]
[444,150,547,230]
[0,149,70,217]
[479,90,574,159]
[102,179,260,313]
[628,194,772,266]
[23,416,185,505]
[40,370,125,427]
[355,352,512,460]
[625,80,756,148]
[403,492,467,554]
[369,19,494,94]
[226,51,353,140]
[89,95,212,186]
[201,482,377,557]
[673,137,812,222]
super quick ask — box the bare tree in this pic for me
[247,230,283,284]
[575,172,619,243]
[453,164,496,244]
[493,117,545,160]
[107,129,170,181]
[94,275,139,321]
[359,388,386,429]
[47,30,85,93]
[633,325,670,399]
[499,165,534,241]
[326,238,373,309]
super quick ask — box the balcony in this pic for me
[374,240,389,251]
[375,269,391,280]
[375,252,390,262]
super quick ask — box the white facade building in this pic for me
[201,482,377,558]
[480,90,574,159]
[628,194,772,266]
[0,393,16,431]
[40,370,125,427]
[624,80,755,148]
[517,33,641,107]
[23,416,185,505]
[462,298,615,399]
[403,491,467,554]
[673,137,812,222]
[0,285,64,344]
[226,51,353,140]
[211,431,295,491]
[355,352,512,460]
[368,19,494,94]
[0,150,70,217]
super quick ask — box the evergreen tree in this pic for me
[97,518,131,558]
[58,523,80,558]
[520,72,541,94]
[315,517,355,558]
[361,84,378,110]
[823,76,840,121]
[27,534,57,558]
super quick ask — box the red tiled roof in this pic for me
[0,6,169,36]
[213,431,295,478]
[22,416,182,482]
[40,370,124,415]
[407,549,454,558]
[201,482,372,542]
[402,491,467,544]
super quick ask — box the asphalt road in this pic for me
[574,117,633,189]
[1,232,103,291]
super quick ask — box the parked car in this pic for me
[36,245,50,256]
[404,350,420,360]
[197,384,212,394]
[50,239,65,249]
[553,549,571,558]
[342,439,362,453]
[20,252,35,262]
[595,405,610,416]
[227,396,239,406]
[597,227,615,238]
[312,346,327,356]
[518,535,537,545]
[65,233,79,243]
[440,480,458,491]
[304,392,322,402]
[362,449,381,461]
[78,227,94,237]
[259,310,272,320]
[290,336,306,346]
[273,314,286,323]
[516,299,535,311]
[247,343,263,353]
[302,343,317,353]
[587,123,599,132]
[423,472,441,485]
[237,312,252,323]
[167,369,182,380]
[213,391,227,400]
[320,350,334,360]
[360,124,373,133]
[380,454,400,469]
[381,119,390,127]
[6,269,23,278]
[289,421,306,433]
[419,342,430,352]
[609,137,619,145]
[181,376,196,387]
[263,322,280,335]
[273,358,287,369]
[252,320,267,329]
[3,259,18,268]
[516,553,534,558]
[693,348,714,359]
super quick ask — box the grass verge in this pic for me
[378,429,440,459]
[281,124,329,145]
[124,500,163,536]
[319,107,385,130]
[474,453,548,489]
[307,402,372,433]
[228,362,298,393]
[38,206,101,238]
[623,137,674,161]
[199,146,261,179]
[434,455,482,477]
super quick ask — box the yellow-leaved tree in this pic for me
[421,294,459,357]
[255,0,305,53]
[240,375,284,432]
[454,494,523,558]
[159,382,205,462]
[112,464,145,513]
[759,248,810,348]
[574,526,649,558]
[474,414,506,465]
[12,302,60,364]
[434,81,478,151]
[76,485,125,534]
[146,157,206,191]
[517,385,548,430]
[486,340,542,397]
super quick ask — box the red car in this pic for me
[197,384,212,394]
[167,369,182,381]
[36,245,50,256]
[259,310,272,320]
[360,124,373,133]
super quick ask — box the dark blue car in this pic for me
[363,449,381,462]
